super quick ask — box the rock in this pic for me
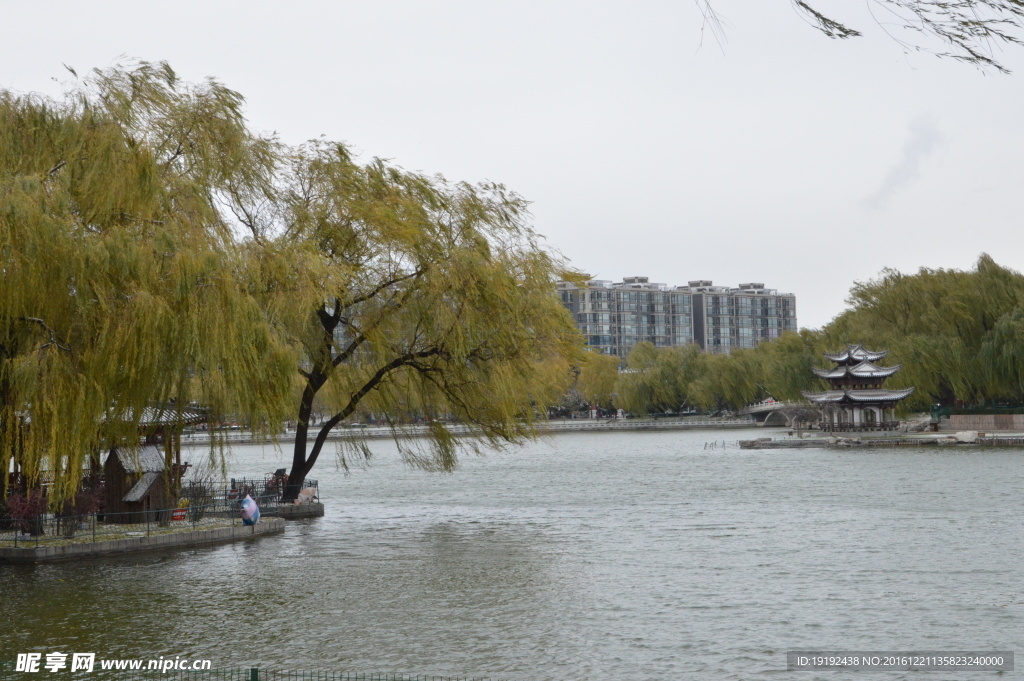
[954,430,978,443]
[904,414,932,432]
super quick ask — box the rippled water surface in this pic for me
[3,429,1023,680]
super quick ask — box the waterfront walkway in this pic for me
[182,417,757,447]
[0,517,284,563]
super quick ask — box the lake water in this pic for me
[3,429,1023,680]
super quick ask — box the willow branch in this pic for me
[19,317,71,352]
[305,348,443,470]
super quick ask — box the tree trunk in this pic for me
[284,381,318,502]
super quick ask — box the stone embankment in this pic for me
[182,418,758,446]
[0,518,285,564]
[740,431,1024,450]
[276,503,324,519]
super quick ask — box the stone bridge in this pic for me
[738,400,821,427]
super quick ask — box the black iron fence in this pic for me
[217,477,319,509]
[0,501,243,547]
[1,475,318,547]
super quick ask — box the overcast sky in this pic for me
[3,1,1022,328]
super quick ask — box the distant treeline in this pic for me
[571,255,1024,415]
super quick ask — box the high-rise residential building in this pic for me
[557,277,797,357]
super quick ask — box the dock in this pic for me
[739,434,1024,449]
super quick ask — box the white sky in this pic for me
[3,1,1023,328]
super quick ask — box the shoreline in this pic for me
[740,433,1024,449]
[0,517,285,564]
[181,418,759,447]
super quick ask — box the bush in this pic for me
[5,490,47,536]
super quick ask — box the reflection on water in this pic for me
[3,430,1023,680]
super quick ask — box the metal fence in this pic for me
[2,474,319,547]
[0,501,243,547]
[217,477,319,510]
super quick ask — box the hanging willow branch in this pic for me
[697,0,1024,72]
[1,61,297,506]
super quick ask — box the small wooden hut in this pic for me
[102,405,207,523]
[103,445,174,523]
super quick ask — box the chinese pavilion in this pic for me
[802,344,914,432]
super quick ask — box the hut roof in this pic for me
[113,445,166,474]
[123,472,162,502]
[112,445,166,503]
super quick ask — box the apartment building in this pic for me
[557,277,797,357]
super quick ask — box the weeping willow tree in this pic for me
[2,62,585,505]
[0,63,295,505]
[615,343,703,415]
[234,141,583,498]
[615,338,809,414]
[575,349,620,412]
[823,254,1024,409]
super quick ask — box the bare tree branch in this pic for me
[793,1,862,38]
[303,348,443,472]
[19,317,71,352]
[703,0,1024,72]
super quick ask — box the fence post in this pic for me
[93,512,96,542]
[147,510,151,537]
[250,668,260,681]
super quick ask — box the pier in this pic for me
[739,433,1024,449]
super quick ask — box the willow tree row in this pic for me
[1,63,583,505]
[576,255,1024,416]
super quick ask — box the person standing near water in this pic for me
[240,495,260,525]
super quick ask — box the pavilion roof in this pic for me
[107,405,208,428]
[15,404,208,428]
[822,344,889,364]
[134,406,207,427]
[812,361,902,380]
[801,387,915,404]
